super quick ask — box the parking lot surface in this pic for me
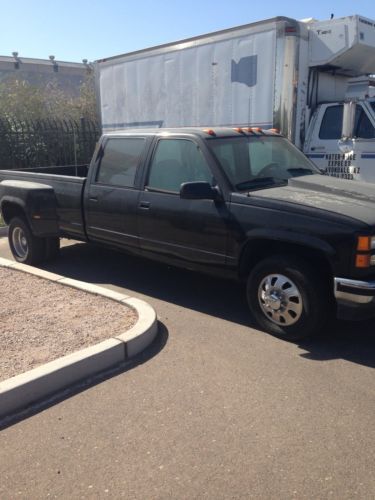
[0,238,374,499]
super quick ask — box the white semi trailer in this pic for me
[95,15,375,182]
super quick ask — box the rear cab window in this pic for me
[96,137,146,187]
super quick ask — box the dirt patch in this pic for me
[0,267,137,381]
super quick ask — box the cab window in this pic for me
[96,138,145,187]
[319,105,343,140]
[354,107,375,139]
[147,139,213,192]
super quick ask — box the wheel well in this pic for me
[1,202,26,225]
[239,239,333,282]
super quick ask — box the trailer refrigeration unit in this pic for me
[95,15,375,182]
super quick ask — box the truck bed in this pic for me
[0,165,88,239]
[1,164,89,176]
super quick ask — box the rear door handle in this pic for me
[139,201,151,209]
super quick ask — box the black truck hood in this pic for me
[247,175,375,227]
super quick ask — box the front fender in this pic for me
[243,228,336,257]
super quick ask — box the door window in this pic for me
[96,138,145,187]
[319,105,343,140]
[354,107,375,139]
[147,139,213,192]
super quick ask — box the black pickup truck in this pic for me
[1,127,375,340]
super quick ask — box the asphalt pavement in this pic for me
[0,236,374,499]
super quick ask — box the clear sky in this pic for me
[1,0,375,63]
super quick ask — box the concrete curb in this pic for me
[0,226,8,237]
[0,257,158,419]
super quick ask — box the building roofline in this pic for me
[0,55,87,69]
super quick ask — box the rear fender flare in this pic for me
[0,196,29,225]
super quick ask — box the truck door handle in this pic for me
[311,146,325,151]
[89,196,98,202]
[139,201,151,209]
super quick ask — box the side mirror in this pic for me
[180,182,221,201]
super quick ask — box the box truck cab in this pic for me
[302,14,375,182]
[95,14,375,182]
[305,97,375,181]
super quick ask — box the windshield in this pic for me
[207,136,320,191]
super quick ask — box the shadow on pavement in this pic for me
[40,242,375,369]
[299,320,375,368]
[0,322,169,430]
[42,242,252,326]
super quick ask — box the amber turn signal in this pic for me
[355,254,371,268]
[357,236,371,252]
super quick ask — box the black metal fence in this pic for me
[0,117,100,170]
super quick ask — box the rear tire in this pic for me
[247,255,331,341]
[8,216,47,265]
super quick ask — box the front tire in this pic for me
[8,216,47,265]
[247,255,331,341]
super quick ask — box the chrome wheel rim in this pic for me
[258,273,303,326]
[12,227,28,259]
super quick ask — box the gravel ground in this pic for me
[0,267,137,381]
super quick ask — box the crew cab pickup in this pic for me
[1,127,375,341]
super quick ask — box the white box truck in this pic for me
[95,15,375,182]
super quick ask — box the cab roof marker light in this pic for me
[203,129,216,136]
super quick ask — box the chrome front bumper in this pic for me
[334,277,375,305]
